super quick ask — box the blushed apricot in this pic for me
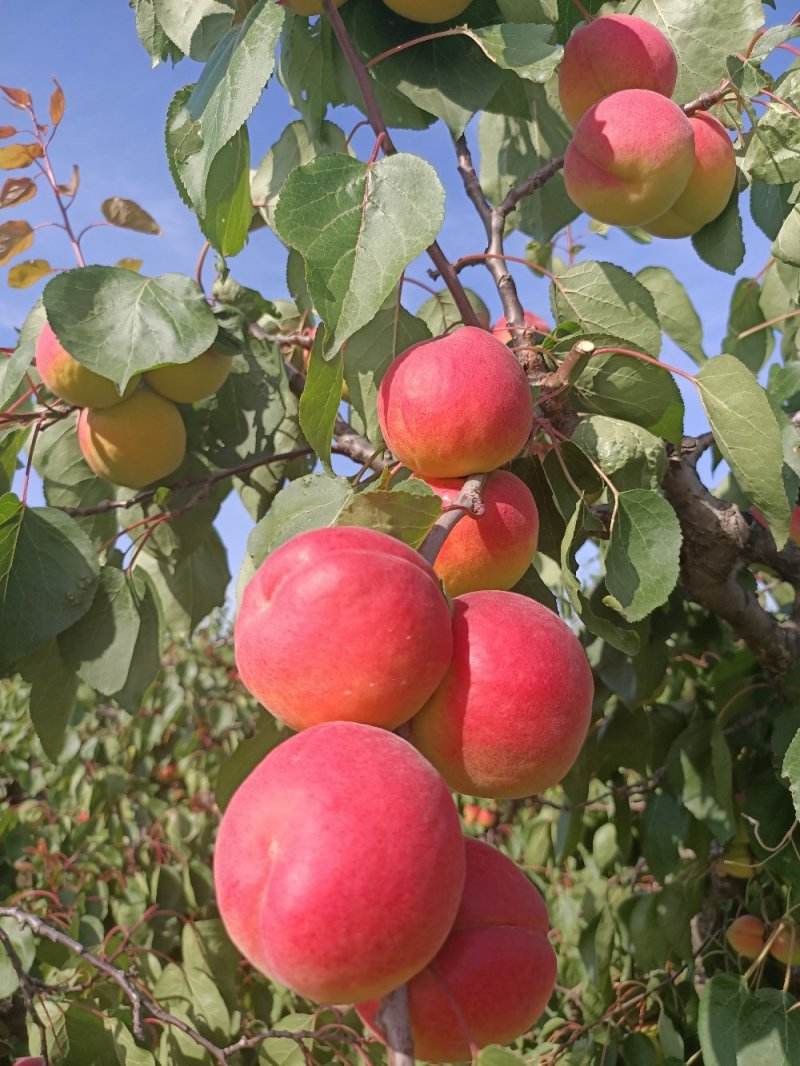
[492,310,550,346]
[726,915,766,960]
[36,321,140,408]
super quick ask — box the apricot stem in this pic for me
[419,472,488,566]
[367,28,464,69]
[375,986,415,1066]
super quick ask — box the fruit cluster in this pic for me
[727,915,800,966]
[560,14,736,237]
[217,326,595,1059]
[34,320,232,488]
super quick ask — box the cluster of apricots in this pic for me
[727,915,800,966]
[287,0,472,25]
[216,326,595,1059]
[560,14,736,237]
[34,320,231,489]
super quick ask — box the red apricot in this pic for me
[563,90,695,227]
[645,114,736,238]
[410,591,594,799]
[559,14,678,128]
[770,923,800,966]
[357,838,556,1062]
[36,321,140,408]
[234,526,453,731]
[419,471,539,596]
[214,722,466,1004]
[377,327,533,478]
[492,311,550,346]
[725,915,766,960]
[13,1059,45,1066]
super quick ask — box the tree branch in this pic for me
[375,986,415,1066]
[418,473,488,565]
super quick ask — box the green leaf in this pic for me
[199,124,252,256]
[0,297,44,409]
[0,496,100,670]
[274,153,445,358]
[299,337,343,473]
[574,353,684,445]
[110,573,162,713]
[43,266,218,390]
[153,0,233,57]
[553,261,662,356]
[469,24,562,83]
[184,0,284,210]
[17,640,78,760]
[772,205,800,268]
[737,989,800,1066]
[696,355,790,545]
[477,1048,527,1066]
[750,181,797,240]
[336,481,442,549]
[7,258,54,289]
[636,266,706,365]
[781,728,800,823]
[572,417,667,492]
[416,288,490,336]
[744,69,800,185]
[666,720,736,842]
[723,278,773,372]
[692,185,745,275]
[138,530,230,640]
[216,716,285,811]
[604,490,682,623]
[0,917,35,998]
[277,15,341,139]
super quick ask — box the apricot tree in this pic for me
[1,1,800,1064]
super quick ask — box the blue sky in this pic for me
[2,0,796,587]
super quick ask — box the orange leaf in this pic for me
[0,143,43,170]
[0,85,32,110]
[57,164,80,197]
[7,259,52,289]
[0,220,33,265]
[0,177,37,209]
[49,79,65,127]
[101,196,162,235]
[0,127,16,139]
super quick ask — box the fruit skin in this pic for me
[563,89,695,228]
[78,390,187,489]
[144,347,232,403]
[726,915,766,960]
[770,924,800,966]
[357,838,557,1062]
[213,722,466,1004]
[418,471,540,597]
[377,326,533,478]
[410,591,594,799]
[35,321,140,408]
[287,0,346,15]
[492,311,550,346]
[558,14,678,128]
[12,1059,45,1066]
[234,526,453,731]
[644,114,736,238]
[381,0,470,24]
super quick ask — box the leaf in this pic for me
[477,1048,527,1066]
[0,299,44,409]
[0,127,16,139]
[276,14,340,139]
[116,258,143,272]
[299,337,343,473]
[737,989,800,1066]
[744,69,800,184]
[201,124,253,256]
[692,185,745,275]
[101,196,163,235]
[137,530,230,640]
[781,728,800,823]
[604,490,682,622]
[185,0,285,210]
[750,180,797,240]
[772,206,800,268]
[574,352,685,445]
[0,917,35,998]
[0,143,42,169]
[58,164,80,197]
[274,153,445,358]
[215,716,285,811]
[468,24,562,83]
[153,0,233,55]
[722,278,773,373]
[0,85,32,109]
[636,266,706,365]
[666,720,736,842]
[0,495,100,670]
[572,417,667,493]
[552,261,662,356]
[696,355,790,545]
[17,640,79,761]
[336,481,442,549]
[43,266,218,390]
[0,220,33,265]
[245,473,352,571]
[109,573,161,713]
[7,259,53,289]
[0,176,36,208]
[416,288,490,335]
[49,78,65,127]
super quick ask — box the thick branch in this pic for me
[321,0,480,329]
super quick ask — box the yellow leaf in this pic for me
[0,143,43,170]
[7,259,52,289]
[115,258,144,272]
[49,79,65,127]
[0,220,33,265]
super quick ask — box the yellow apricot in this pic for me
[36,321,140,409]
[144,348,232,404]
[381,0,470,23]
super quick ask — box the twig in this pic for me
[375,986,415,1066]
[418,473,488,566]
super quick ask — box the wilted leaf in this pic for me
[116,257,143,272]
[7,259,53,288]
[49,78,65,126]
[0,176,36,209]
[0,220,33,265]
[0,85,32,110]
[57,164,80,196]
[0,126,16,139]
[0,143,43,169]
[101,196,162,235]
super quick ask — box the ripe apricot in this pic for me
[78,390,186,488]
[357,839,557,1062]
[144,347,232,403]
[410,591,594,798]
[214,722,466,1004]
[559,14,678,128]
[418,471,539,596]
[770,923,800,966]
[381,0,470,23]
[377,327,533,478]
[235,526,453,731]
[35,321,140,408]
[726,915,766,960]
[563,90,695,228]
[492,311,550,346]
[645,114,736,238]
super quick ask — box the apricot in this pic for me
[377,326,533,478]
[492,311,550,346]
[726,915,766,960]
[410,591,594,798]
[35,321,140,408]
[770,923,800,966]
[644,114,736,238]
[234,526,453,731]
[214,722,466,1004]
[144,347,232,403]
[77,390,187,489]
[563,90,695,228]
[559,14,678,128]
[357,839,557,1062]
[418,471,539,597]
[381,0,470,23]
[286,0,346,15]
